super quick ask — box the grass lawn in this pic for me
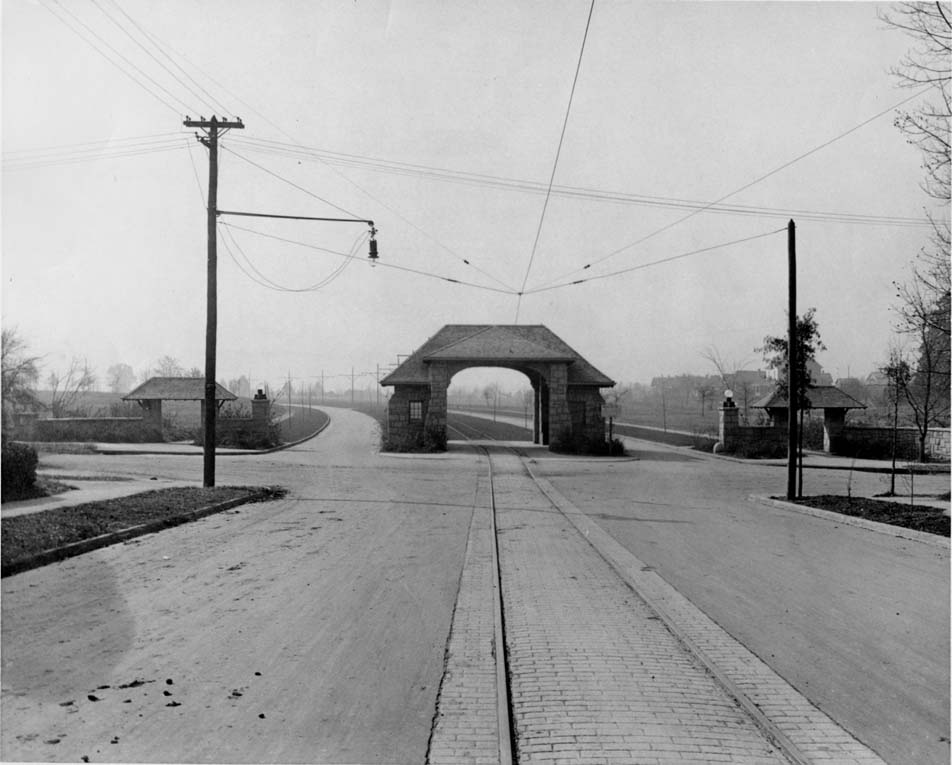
[790,495,949,537]
[2,486,283,574]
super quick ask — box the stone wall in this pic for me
[716,405,788,458]
[567,386,607,443]
[387,384,431,448]
[719,405,951,463]
[833,426,950,462]
[33,417,162,443]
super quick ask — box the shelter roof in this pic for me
[123,377,237,402]
[752,385,866,410]
[381,325,614,387]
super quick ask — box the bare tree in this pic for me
[896,283,950,459]
[48,358,96,417]
[701,346,757,419]
[882,347,913,492]
[1,328,40,401]
[154,355,185,377]
[2,328,41,433]
[881,2,951,202]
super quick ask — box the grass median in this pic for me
[790,494,949,536]
[2,485,285,575]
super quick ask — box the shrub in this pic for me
[423,425,447,452]
[2,440,38,498]
[550,427,625,456]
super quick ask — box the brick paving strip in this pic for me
[430,447,885,764]
[428,469,509,764]
[523,457,886,764]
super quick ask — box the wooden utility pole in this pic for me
[184,116,244,487]
[786,219,798,500]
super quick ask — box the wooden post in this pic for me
[786,219,798,500]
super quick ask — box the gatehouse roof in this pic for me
[380,325,615,387]
[123,377,237,402]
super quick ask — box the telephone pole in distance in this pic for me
[184,115,244,487]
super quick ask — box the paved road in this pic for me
[531,440,950,765]
[3,413,948,763]
[2,411,479,764]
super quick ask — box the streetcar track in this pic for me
[442,414,827,765]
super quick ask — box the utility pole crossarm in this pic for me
[184,118,245,129]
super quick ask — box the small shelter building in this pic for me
[123,377,237,433]
[752,384,867,452]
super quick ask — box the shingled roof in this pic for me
[380,325,614,387]
[752,385,866,410]
[123,377,237,402]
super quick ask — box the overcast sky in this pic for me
[3,1,946,394]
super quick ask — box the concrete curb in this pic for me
[1,489,274,578]
[751,494,950,550]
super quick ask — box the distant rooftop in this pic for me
[123,377,237,402]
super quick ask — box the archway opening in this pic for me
[447,367,535,441]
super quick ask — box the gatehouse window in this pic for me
[409,400,423,421]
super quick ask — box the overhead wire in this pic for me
[221,224,519,296]
[3,134,188,171]
[522,227,787,295]
[223,144,519,293]
[532,84,937,292]
[88,0,232,117]
[229,135,932,228]
[220,225,364,292]
[221,145,366,220]
[99,0,235,118]
[89,7,514,293]
[516,0,595,321]
[41,0,195,116]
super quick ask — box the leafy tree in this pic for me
[758,308,827,410]
[106,363,136,394]
[759,309,826,496]
[48,358,96,417]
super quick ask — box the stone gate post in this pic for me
[425,363,449,438]
[548,363,571,442]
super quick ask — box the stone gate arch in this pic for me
[380,325,615,450]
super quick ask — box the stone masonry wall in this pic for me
[834,426,950,462]
[34,417,162,443]
[387,385,431,448]
[567,387,607,443]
